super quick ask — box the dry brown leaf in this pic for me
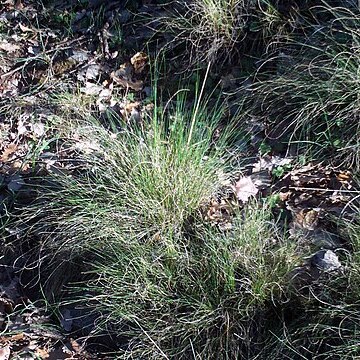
[0,144,18,162]
[130,52,148,74]
[15,0,24,10]
[336,170,353,188]
[124,101,140,115]
[35,348,49,359]
[111,74,143,91]
[201,198,233,230]
[70,338,82,353]
[234,176,258,203]
[0,297,14,313]
[8,333,25,342]
[291,208,321,230]
[111,60,145,91]
[115,62,133,80]
[336,171,351,181]
[19,23,35,33]
[279,191,290,201]
[0,41,21,54]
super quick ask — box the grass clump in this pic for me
[162,0,248,65]
[9,81,304,357]
[13,85,231,282]
[241,3,360,165]
[160,1,305,69]
[83,202,301,358]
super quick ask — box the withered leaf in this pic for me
[15,0,24,10]
[19,23,35,33]
[336,171,351,182]
[130,52,148,74]
[234,176,258,203]
[111,73,143,91]
[0,144,18,162]
[0,41,20,54]
[81,82,103,95]
[35,347,49,359]
[70,338,82,353]
[291,208,321,231]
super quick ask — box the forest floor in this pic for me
[0,0,359,359]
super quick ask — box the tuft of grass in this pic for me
[81,201,301,358]
[240,3,360,165]
[8,77,304,357]
[161,0,248,65]
[50,90,97,124]
[11,82,232,288]
[159,0,303,69]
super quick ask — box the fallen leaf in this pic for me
[32,123,45,137]
[69,50,89,63]
[35,347,49,359]
[290,208,321,231]
[252,155,292,173]
[81,82,103,96]
[130,52,148,74]
[0,297,14,313]
[9,333,25,341]
[17,119,29,136]
[70,338,82,353]
[98,88,112,99]
[233,176,258,203]
[85,64,101,80]
[77,64,101,82]
[311,250,342,272]
[75,140,101,154]
[0,346,10,360]
[114,62,133,80]
[202,198,233,230]
[336,171,351,182]
[0,144,18,162]
[0,41,20,54]
[15,0,24,10]
[111,74,143,91]
[111,62,144,91]
[47,347,72,359]
[124,101,140,115]
[96,87,113,112]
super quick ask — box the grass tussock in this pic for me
[161,0,306,68]
[83,202,301,358]
[9,82,306,357]
[240,3,360,165]
[161,0,254,67]
[13,86,231,276]
[3,1,360,358]
[163,0,245,64]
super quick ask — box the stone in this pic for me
[310,250,342,272]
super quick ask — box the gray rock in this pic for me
[69,50,89,63]
[310,250,342,272]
